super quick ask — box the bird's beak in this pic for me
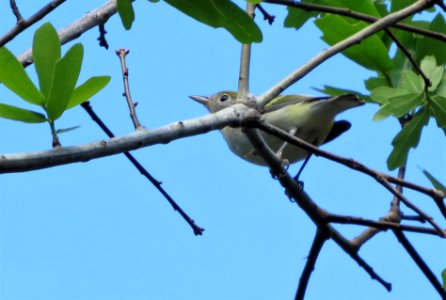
[189,95,209,106]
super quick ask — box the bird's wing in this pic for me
[262,95,329,113]
[322,120,351,144]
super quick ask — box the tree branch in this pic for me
[243,128,392,291]
[18,0,117,66]
[0,0,66,47]
[257,0,437,106]
[0,104,259,173]
[256,122,445,219]
[393,230,446,298]
[81,101,204,235]
[264,0,446,42]
[295,228,328,300]
[325,214,445,236]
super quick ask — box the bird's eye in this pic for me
[220,94,229,102]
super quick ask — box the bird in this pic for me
[190,91,364,166]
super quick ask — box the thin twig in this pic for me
[116,48,142,129]
[238,3,255,99]
[1,0,66,47]
[81,102,204,235]
[9,0,24,23]
[385,29,431,89]
[256,4,275,25]
[263,0,446,42]
[18,0,117,65]
[258,0,437,106]
[295,229,328,300]
[325,214,444,236]
[255,121,446,221]
[97,23,109,49]
[393,230,446,298]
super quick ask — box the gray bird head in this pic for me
[189,91,239,113]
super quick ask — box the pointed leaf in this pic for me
[400,70,424,94]
[391,92,425,117]
[370,86,408,104]
[0,47,45,105]
[365,75,389,92]
[420,55,444,91]
[46,44,83,121]
[284,7,318,29]
[416,14,446,65]
[117,0,135,30]
[435,73,446,98]
[315,15,393,72]
[33,23,61,97]
[387,108,429,170]
[164,0,262,43]
[431,95,446,130]
[421,169,446,194]
[315,85,369,101]
[56,125,81,134]
[67,76,110,109]
[0,103,46,123]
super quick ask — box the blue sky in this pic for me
[0,1,445,299]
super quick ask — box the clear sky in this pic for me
[0,1,445,300]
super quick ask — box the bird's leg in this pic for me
[294,153,312,187]
[275,127,298,161]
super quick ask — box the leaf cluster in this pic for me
[284,0,446,170]
[0,23,110,141]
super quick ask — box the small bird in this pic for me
[190,91,364,166]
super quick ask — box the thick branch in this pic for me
[243,128,392,291]
[0,104,259,173]
[258,0,436,106]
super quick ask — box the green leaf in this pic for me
[315,85,369,101]
[46,44,83,121]
[387,108,429,170]
[56,125,81,134]
[148,0,160,2]
[399,70,424,94]
[284,7,318,29]
[442,269,446,289]
[435,73,446,98]
[421,169,446,194]
[67,76,111,109]
[117,0,135,30]
[247,0,262,3]
[373,92,424,121]
[33,23,61,98]
[0,47,45,105]
[431,95,446,130]
[365,75,389,92]
[0,103,46,123]
[370,86,408,104]
[164,0,262,43]
[391,0,417,13]
[420,55,444,91]
[315,15,393,72]
[416,14,446,66]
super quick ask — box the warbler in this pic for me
[190,91,364,166]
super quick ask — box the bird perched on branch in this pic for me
[190,91,364,166]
